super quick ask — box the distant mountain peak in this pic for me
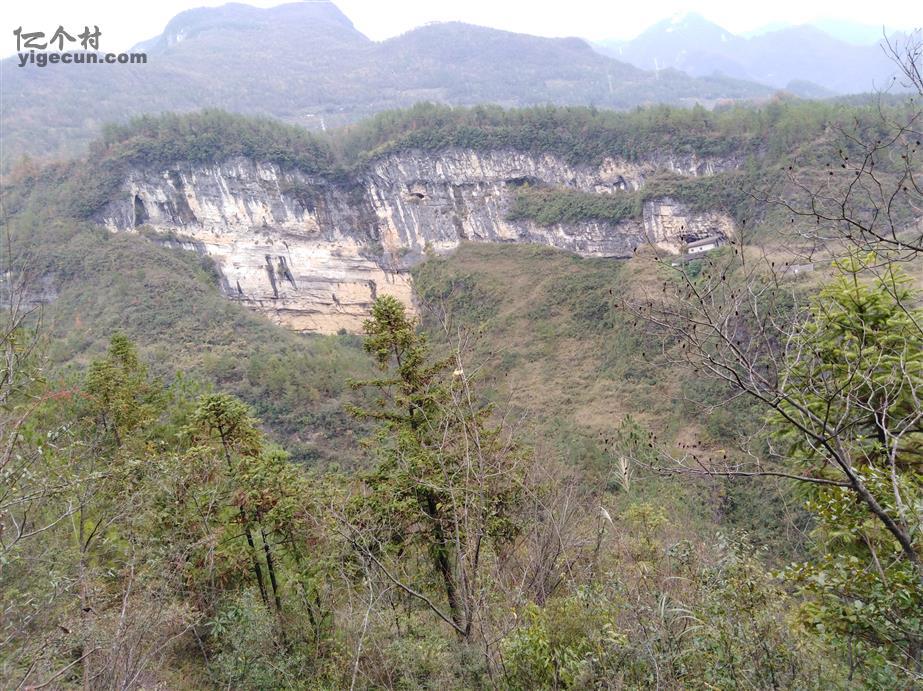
[668,12,710,26]
[149,1,366,51]
[660,12,727,31]
[602,13,900,95]
[2,1,773,165]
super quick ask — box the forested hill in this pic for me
[6,100,913,228]
[3,87,923,686]
[0,1,772,168]
[3,99,918,461]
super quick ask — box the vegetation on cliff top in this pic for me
[82,98,912,172]
[5,98,915,232]
[3,79,922,684]
[504,168,759,228]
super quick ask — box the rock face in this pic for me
[99,149,736,333]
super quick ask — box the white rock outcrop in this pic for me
[100,149,736,333]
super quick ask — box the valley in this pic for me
[1,4,921,688]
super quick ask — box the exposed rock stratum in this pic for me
[100,149,736,332]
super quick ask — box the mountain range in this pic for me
[0,2,768,168]
[596,13,903,96]
[1,3,914,170]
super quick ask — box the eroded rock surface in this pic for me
[100,149,736,332]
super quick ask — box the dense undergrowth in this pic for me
[5,99,916,226]
[2,99,921,687]
[5,217,374,464]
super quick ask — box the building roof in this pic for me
[686,235,723,249]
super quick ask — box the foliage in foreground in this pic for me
[775,259,923,678]
[5,268,921,687]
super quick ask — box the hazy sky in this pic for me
[4,0,919,57]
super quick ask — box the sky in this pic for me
[4,0,919,57]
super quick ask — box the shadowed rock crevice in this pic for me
[265,255,280,298]
[133,195,148,227]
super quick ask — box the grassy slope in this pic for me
[0,105,790,469]
[412,242,809,557]
[12,219,374,464]
[6,216,808,556]
[415,244,704,456]
[8,101,913,553]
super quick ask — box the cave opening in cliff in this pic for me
[133,195,149,227]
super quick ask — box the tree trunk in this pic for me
[260,524,284,614]
[78,514,94,690]
[423,492,465,635]
[218,431,271,608]
[241,510,270,608]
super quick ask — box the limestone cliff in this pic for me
[99,149,736,333]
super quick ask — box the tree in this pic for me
[623,256,921,553]
[345,295,525,641]
[761,30,922,290]
[614,36,923,670]
[775,259,923,679]
[1,333,202,689]
[620,198,922,681]
[0,228,67,684]
[186,393,289,617]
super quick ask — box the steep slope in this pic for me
[6,107,759,333]
[0,2,771,167]
[3,99,917,465]
[0,2,369,165]
[7,219,375,464]
[13,98,911,337]
[91,149,735,333]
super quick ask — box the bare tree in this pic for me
[615,28,923,583]
[619,249,921,575]
[884,29,923,97]
[760,29,922,266]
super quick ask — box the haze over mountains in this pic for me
[0,2,768,166]
[597,13,904,96]
[0,1,911,168]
